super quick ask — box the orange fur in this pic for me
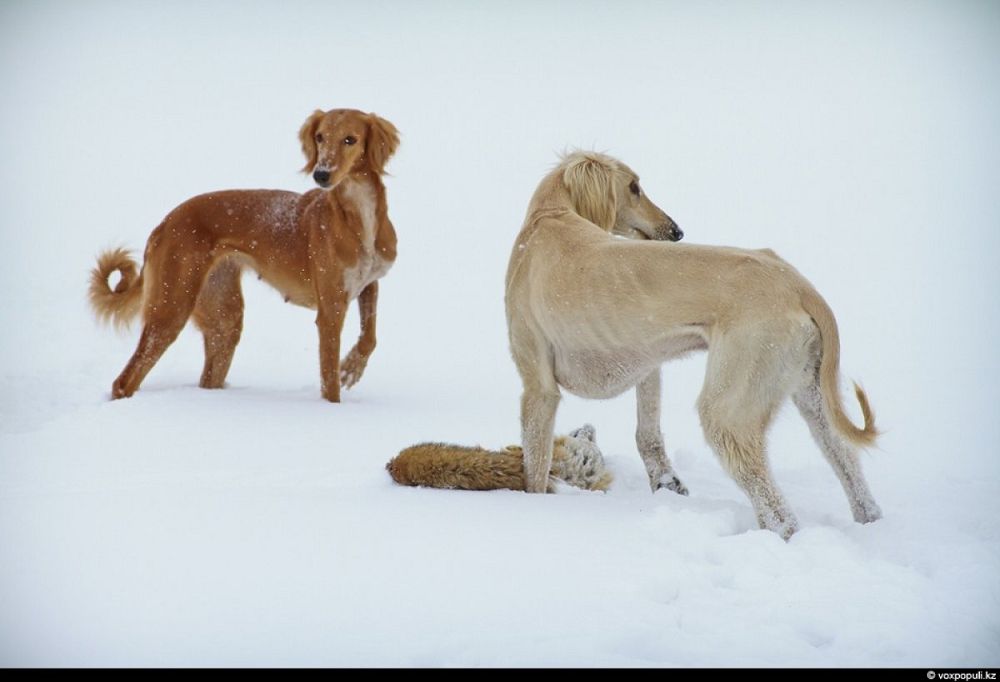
[389,443,529,491]
[89,247,143,330]
[88,108,400,401]
[387,426,613,493]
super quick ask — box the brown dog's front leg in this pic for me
[316,290,348,402]
[340,281,378,389]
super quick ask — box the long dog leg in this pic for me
[708,426,798,540]
[112,252,210,398]
[316,284,348,403]
[793,375,882,524]
[521,388,561,493]
[636,368,688,495]
[509,321,561,493]
[340,281,378,389]
[698,335,799,538]
[193,259,244,389]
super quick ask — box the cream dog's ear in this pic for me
[562,153,619,231]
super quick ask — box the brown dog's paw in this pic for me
[111,379,133,400]
[339,347,370,389]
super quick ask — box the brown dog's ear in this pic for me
[562,153,619,231]
[298,109,324,173]
[365,113,399,174]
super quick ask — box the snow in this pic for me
[1,0,999,668]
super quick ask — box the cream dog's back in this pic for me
[511,220,872,441]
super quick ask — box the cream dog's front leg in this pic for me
[521,388,561,493]
[636,368,688,495]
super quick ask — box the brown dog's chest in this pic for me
[212,183,394,308]
[336,180,394,298]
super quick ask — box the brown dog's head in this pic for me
[561,151,682,242]
[299,109,399,189]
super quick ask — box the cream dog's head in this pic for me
[561,151,682,241]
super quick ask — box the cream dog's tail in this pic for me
[89,248,144,329]
[386,424,613,492]
[800,289,878,447]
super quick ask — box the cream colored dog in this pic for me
[505,151,881,539]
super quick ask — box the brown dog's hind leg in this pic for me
[111,251,211,399]
[113,315,192,399]
[192,258,244,389]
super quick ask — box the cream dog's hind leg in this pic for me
[793,375,882,523]
[697,332,800,539]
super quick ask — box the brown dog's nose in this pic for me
[669,225,683,241]
[313,169,331,185]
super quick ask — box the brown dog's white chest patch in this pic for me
[341,180,392,297]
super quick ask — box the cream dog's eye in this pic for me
[629,181,640,196]
[344,136,357,145]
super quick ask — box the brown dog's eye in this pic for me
[315,133,324,143]
[629,180,640,196]
[344,136,357,146]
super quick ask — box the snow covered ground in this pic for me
[1,0,998,667]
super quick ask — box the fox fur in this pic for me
[387,424,612,492]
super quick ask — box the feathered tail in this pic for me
[89,248,144,329]
[800,289,878,447]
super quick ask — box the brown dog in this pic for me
[89,108,399,402]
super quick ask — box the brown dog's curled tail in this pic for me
[800,289,878,447]
[89,248,144,329]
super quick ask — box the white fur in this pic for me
[341,179,392,298]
